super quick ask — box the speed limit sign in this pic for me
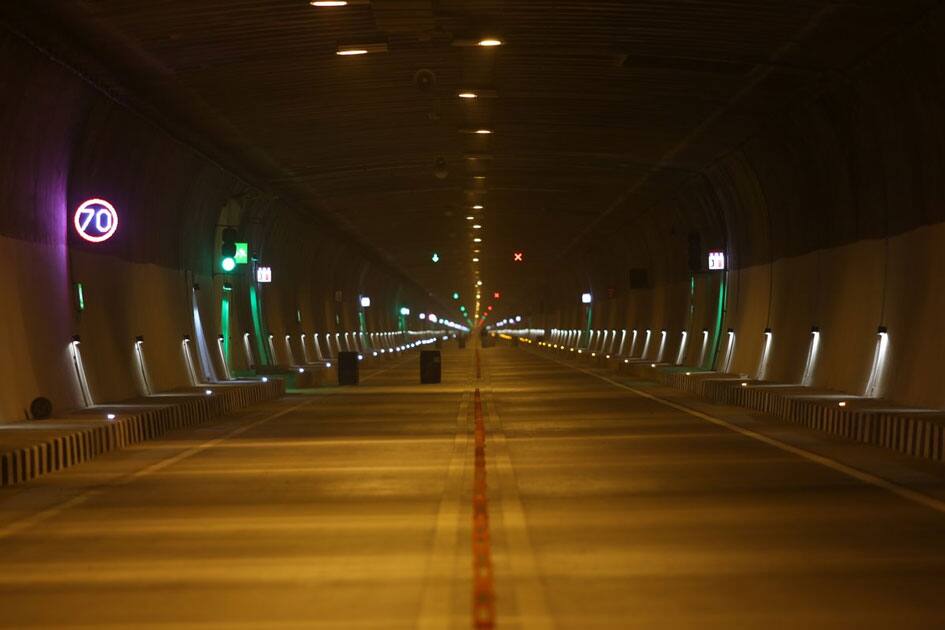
[74,198,119,243]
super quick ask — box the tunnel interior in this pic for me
[5,3,945,628]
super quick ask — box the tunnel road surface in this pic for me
[1,346,945,628]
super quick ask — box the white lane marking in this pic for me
[360,356,414,382]
[417,390,471,630]
[0,396,317,541]
[538,351,945,517]
[0,355,419,540]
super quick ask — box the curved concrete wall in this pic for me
[0,31,434,422]
[544,20,945,410]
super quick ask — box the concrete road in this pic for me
[1,345,945,629]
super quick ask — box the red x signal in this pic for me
[513,252,524,262]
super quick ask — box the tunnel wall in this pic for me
[0,30,432,422]
[545,16,945,409]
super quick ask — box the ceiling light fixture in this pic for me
[478,38,503,47]
[336,42,387,56]
[458,92,478,99]
[311,1,348,6]
[473,224,482,229]
[473,205,483,209]
[473,237,482,243]
[475,129,493,135]
[466,216,475,220]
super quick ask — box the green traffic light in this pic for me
[221,256,236,272]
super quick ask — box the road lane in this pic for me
[1,344,944,628]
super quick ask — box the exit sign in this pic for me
[234,242,249,264]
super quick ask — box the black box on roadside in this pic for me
[420,350,441,384]
[338,351,359,385]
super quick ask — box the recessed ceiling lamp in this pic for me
[311,1,348,6]
[478,38,503,47]
[473,205,483,209]
[458,92,478,99]
[473,224,482,229]
[475,129,493,135]
[466,216,475,220]
[336,42,388,55]
[473,237,482,243]
[473,257,480,262]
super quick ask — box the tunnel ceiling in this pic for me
[4,0,936,319]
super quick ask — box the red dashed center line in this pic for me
[471,386,495,629]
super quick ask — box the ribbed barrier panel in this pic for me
[538,346,945,465]
[0,381,285,488]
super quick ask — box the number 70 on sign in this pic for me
[74,199,119,243]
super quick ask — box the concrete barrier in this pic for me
[0,380,284,487]
[534,343,945,465]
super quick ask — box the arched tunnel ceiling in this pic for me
[4,0,937,320]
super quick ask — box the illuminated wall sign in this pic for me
[234,242,249,264]
[513,252,523,262]
[74,198,118,243]
[256,266,272,283]
[708,251,726,271]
